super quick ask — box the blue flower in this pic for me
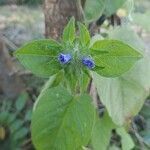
[82,57,95,69]
[58,53,72,64]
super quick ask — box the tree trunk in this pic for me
[44,0,82,40]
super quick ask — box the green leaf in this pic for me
[13,127,28,140]
[14,39,62,77]
[104,0,126,16]
[84,0,105,22]
[92,63,149,125]
[91,40,142,77]
[33,72,64,111]
[15,92,28,111]
[31,86,95,150]
[78,22,90,47]
[91,113,116,150]
[84,0,126,21]
[92,26,150,125]
[63,17,75,44]
[117,128,135,150]
[10,120,24,133]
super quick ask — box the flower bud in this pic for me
[58,53,72,64]
[82,57,95,69]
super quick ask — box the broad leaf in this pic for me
[15,39,62,77]
[104,0,126,16]
[84,0,126,22]
[92,26,150,125]
[78,22,90,47]
[92,52,150,125]
[32,86,95,150]
[91,113,116,150]
[91,40,142,77]
[117,128,135,150]
[84,0,105,22]
[63,17,75,44]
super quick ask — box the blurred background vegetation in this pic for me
[0,0,42,5]
[0,1,44,150]
[0,0,150,150]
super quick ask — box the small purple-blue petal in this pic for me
[58,53,72,64]
[82,57,95,69]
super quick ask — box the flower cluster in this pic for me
[58,53,95,69]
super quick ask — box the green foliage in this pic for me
[78,22,91,47]
[14,18,145,150]
[93,71,148,125]
[117,128,135,150]
[104,0,126,16]
[0,0,42,5]
[84,0,126,22]
[15,92,28,111]
[0,0,6,5]
[136,100,150,149]
[32,86,95,150]
[63,17,75,44]
[91,112,135,150]
[84,0,105,22]
[91,40,142,77]
[15,39,62,77]
[0,93,31,150]
[91,113,116,150]
[15,19,141,78]
[92,26,150,126]
[19,0,42,5]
